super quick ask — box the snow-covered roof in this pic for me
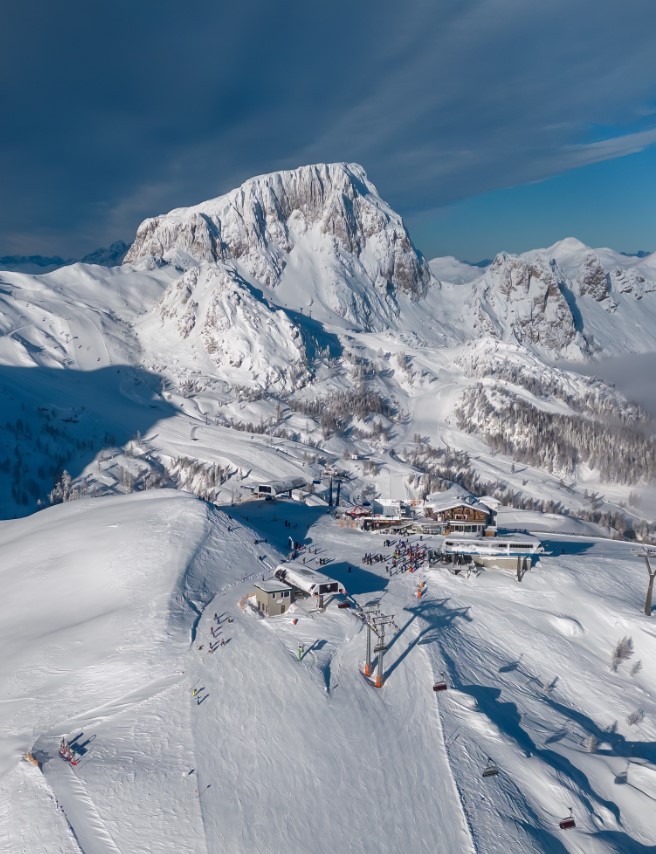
[502,533,542,545]
[346,507,371,517]
[255,579,293,593]
[477,495,501,510]
[255,477,307,495]
[426,495,492,514]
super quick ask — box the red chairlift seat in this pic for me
[433,681,447,692]
[59,744,78,766]
[559,809,576,830]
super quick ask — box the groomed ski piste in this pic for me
[2,490,656,853]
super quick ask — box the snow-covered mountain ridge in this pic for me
[0,241,129,274]
[434,237,656,359]
[125,163,430,327]
[0,162,654,542]
[123,164,656,362]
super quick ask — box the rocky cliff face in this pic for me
[153,263,310,391]
[574,254,610,302]
[125,164,437,375]
[468,252,586,357]
[124,163,430,300]
[432,238,656,358]
[80,240,130,267]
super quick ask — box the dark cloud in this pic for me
[2,0,656,255]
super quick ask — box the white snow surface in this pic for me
[1,165,656,850]
[2,492,655,853]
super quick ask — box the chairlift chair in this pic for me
[559,808,576,830]
[482,758,499,778]
[59,739,78,766]
[433,672,448,692]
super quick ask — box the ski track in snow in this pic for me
[2,493,656,852]
[183,555,475,853]
[42,759,122,854]
[417,631,478,854]
[66,310,111,371]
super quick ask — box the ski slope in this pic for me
[2,491,655,852]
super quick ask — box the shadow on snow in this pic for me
[0,364,178,519]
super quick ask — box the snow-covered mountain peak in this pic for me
[142,262,311,391]
[465,251,586,358]
[545,236,589,256]
[123,162,431,303]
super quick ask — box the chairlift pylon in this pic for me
[559,808,576,830]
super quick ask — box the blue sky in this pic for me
[2,0,656,260]
[410,145,656,261]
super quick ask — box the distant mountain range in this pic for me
[0,240,129,273]
[0,162,654,539]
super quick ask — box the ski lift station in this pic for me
[274,561,346,605]
[440,533,543,571]
[254,579,294,616]
[252,477,307,499]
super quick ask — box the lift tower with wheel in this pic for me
[632,547,656,616]
[362,608,396,688]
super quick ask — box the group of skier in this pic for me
[191,611,236,706]
[198,612,232,656]
[362,552,386,565]
[362,537,428,577]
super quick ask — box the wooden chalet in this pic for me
[424,496,495,537]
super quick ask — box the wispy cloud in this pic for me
[2,0,656,254]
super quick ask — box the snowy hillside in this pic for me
[2,492,656,853]
[429,255,485,284]
[2,161,656,852]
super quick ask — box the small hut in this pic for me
[255,579,294,616]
